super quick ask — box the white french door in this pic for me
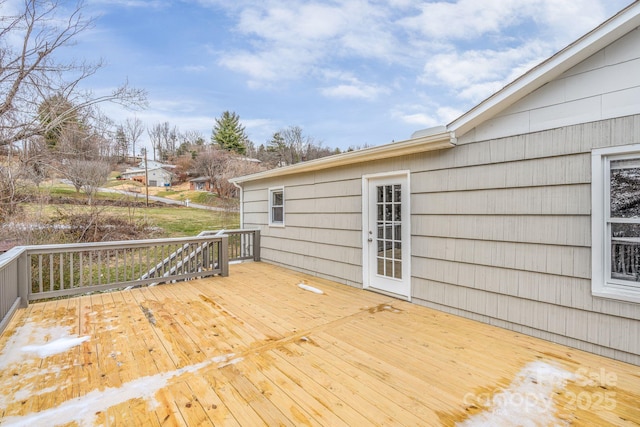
[362,172,411,300]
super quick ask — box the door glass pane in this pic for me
[393,261,402,279]
[374,184,403,279]
[394,205,401,221]
[395,241,402,260]
[385,185,392,203]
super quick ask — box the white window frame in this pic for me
[592,144,640,304]
[268,186,285,227]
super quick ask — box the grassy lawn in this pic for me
[138,206,239,236]
[19,181,238,238]
[24,203,239,238]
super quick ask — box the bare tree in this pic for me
[0,0,146,149]
[192,147,263,198]
[192,147,229,197]
[61,159,111,204]
[148,122,177,161]
[124,116,144,157]
[0,161,21,217]
[264,126,331,167]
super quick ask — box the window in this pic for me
[269,187,284,226]
[592,145,640,303]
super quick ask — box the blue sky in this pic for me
[46,0,640,151]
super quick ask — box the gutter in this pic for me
[230,129,455,184]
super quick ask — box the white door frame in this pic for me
[362,171,411,301]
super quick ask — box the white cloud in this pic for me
[321,83,388,100]
[391,101,465,128]
[400,0,521,40]
[217,0,405,85]
[318,70,390,100]
[420,41,550,102]
[236,4,346,43]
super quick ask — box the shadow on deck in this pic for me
[1,262,639,426]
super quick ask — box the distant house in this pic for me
[137,160,176,170]
[232,3,640,365]
[189,176,213,192]
[120,166,174,187]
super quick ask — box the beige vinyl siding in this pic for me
[241,115,640,365]
[242,174,365,287]
[409,115,640,365]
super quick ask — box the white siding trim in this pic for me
[361,170,412,301]
[592,144,640,303]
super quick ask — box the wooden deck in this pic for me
[0,262,639,426]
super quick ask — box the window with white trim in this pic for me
[269,187,284,226]
[592,145,640,303]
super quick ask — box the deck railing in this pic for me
[199,229,261,262]
[0,229,260,334]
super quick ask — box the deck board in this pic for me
[0,262,639,426]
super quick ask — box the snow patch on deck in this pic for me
[0,352,241,426]
[0,323,88,370]
[21,336,90,358]
[458,361,575,427]
[297,283,324,294]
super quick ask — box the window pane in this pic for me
[273,191,283,206]
[272,207,283,223]
[377,186,384,203]
[611,223,640,283]
[610,161,640,218]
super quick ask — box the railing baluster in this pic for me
[38,255,43,294]
[70,252,74,288]
[60,253,64,290]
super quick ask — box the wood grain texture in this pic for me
[1,262,638,426]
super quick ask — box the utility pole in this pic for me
[144,149,149,207]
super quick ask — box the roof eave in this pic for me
[230,131,455,184]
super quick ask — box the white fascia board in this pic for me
[449,2,640,137]
[230,131,454,184]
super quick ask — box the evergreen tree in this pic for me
[212,111,248,155]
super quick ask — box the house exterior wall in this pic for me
[238,28,640,365]
[465,27,640,143]
[242,116,640,365]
